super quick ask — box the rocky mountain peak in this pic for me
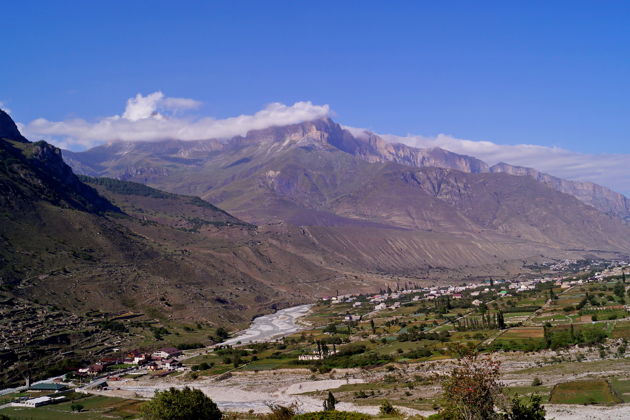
[0,111,119,214]
[0,109,28,142]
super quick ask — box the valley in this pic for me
[3,107,630,418]
[3,260,630,419]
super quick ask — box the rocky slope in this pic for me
[62,118,630,262]
[489,162,630,221]
[0,110,356,323]
[64,118,630,221]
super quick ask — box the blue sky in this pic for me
[2,1,630,193]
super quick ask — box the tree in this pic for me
[215,327,229,341]
[323,391,337,411]
[497,311,506,330]
[438,352,504,420]
[370,319,376,335]
[71,403,84,412]
[232,351,242,368]
[613,281,625,299]
[501,395,546,420]
[142,387,222,420]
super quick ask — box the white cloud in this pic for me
[19,93,628,195]
[380,132,630,196]
[121,91,202,121]
[21,92,330,149]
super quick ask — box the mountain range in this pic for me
[0,110,351,327]
[63,117,630,251]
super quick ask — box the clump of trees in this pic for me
[454,312,506,331]
[543,323,608,350]
[398,326,450,342]
[214,327,230,341]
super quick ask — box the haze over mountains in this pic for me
[64,116,630,239]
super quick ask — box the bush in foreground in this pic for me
[438,353,503,419]
[293,411,370,420]
[142,386,222,420]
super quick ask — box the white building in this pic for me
[16,396,66,408]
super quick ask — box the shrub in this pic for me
[502,395,546,420]
[142,386,222,420]
[438,353,503,420]
[293,411,370,420]
[264,403,297,420]
[379,400,400,416]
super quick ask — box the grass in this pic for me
[0,395,144,419]
[0,392,28,405]
[549,379,621,405]
[610,378,630,403]
[241,358,301,371]
[612,321,630,339]
[504,385,551,403]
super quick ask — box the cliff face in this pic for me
[490,162,630,221]
[63,117,630,223]
[61,117,630,259]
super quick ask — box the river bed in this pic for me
[219,304,313,346]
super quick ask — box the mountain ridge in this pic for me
[63,117,630,221]
[60,117,630,260]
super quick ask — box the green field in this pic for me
[611,378,630,403]
[549,379,621,405]
[0,395,144,420]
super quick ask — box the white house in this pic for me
[152,347,183,359]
